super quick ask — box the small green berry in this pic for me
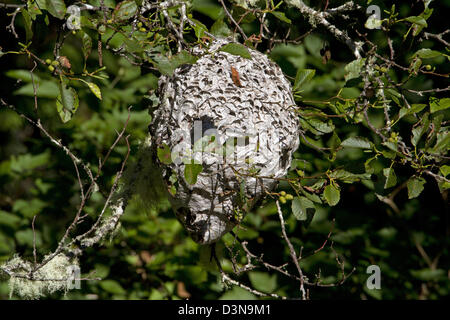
[285,194,294,201]
[51,60,59,66]
[425,65,432,71]
[137,22,143,28]
[280,191,286,196]
[139,27,146,32]
[279,196,286,204]
[48,65,55,72]
[45,59,52,64]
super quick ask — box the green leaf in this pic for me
[153,51,199,76]
[291,196,315,221]
[99,280,126,295]
[293,69,315,91]
[85,82,102,100]
[184,163,203,185]
[21,9,33,42]
[42,0,66,19]
[405,16,427,27]
[0,210,22,228]
[220,43,252,59]
[157,144,172,165]
[341,136,372,149]
[383,167,397,189]
[248,272,277,293]
[344,58,365,81]
[430,97,450,113]
[14,80,59,98]
[81,31,92,61]
[270,11,291,24]
[210,19,231,37]
[406,176,426,199]
[5,69,41,83]
[56,84,79,123]
[323,184,340,206]
[410,269,445,281]
[415,48,443,59]
[440,165,450,177]
[191,18,208,40]
[113,0,138,21]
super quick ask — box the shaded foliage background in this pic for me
[0,0,448,299]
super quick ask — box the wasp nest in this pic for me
[150,39,300,244]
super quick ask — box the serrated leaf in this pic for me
[81,31,92,61]
[383,167,397,189]
[406,176,426,199]
[42,0,66,19]
[430,97,450,113]
[184,163,203,185]
[323,184,340,206]
[291,196,315,221]
[56,84,79,123]
[113,0,137,21]
[293,69,315,91]
[344,58,365,81]
[153,51,198,76]
[220,43,252,59]
[341,136,372,149]
[415,48,442,59]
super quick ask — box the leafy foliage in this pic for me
[0,0,448,300]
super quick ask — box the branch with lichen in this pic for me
[285,0,363,58]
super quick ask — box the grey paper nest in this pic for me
[150,39,300,244]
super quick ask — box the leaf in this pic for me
[81,31,92,61]
[14,80,59,98]
[56,84,79,123]
[291,196,315,222]
[405,16,427,27]
[341,136,372,149]
[440,165,450,177]
[220,43,252,59]
[270,11,291,24]
[153,51,199,76]
[414,48,443,59]
[383,167,397,189]
[42,0,66,19]
[21,9,33,42]
[190,18,208,40]
[157,144,172,165]
[5,69,41,83]
[184,163,203,185]
[99,280,126,295]
[406,176,426,199]
[430,97,450,113]
[113,0,138,21]
[344,58,365,81]
[210,19,231,37]
[293,69,315,91]
[323,184,340,206]
[248,272,277,293]
[84,81,102,100]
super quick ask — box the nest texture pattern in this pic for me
[150,39,300,244]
